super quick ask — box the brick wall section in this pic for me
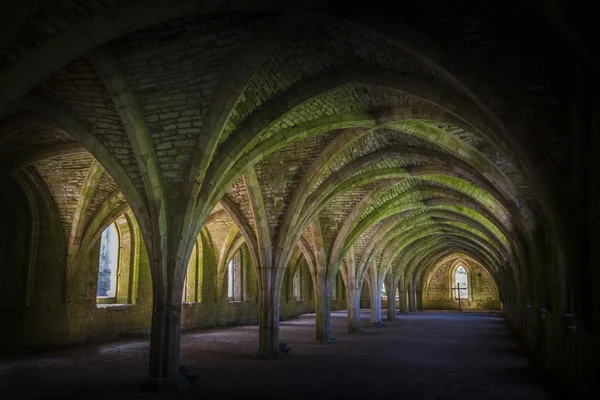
[426,121,535,205]
[83,171,120,228]
[226,178,257,237]
[204,209,238,252]
[254,130,336,232]
[226,16,443,143]
[353,220,385,263]
[33,58,145,195]
[106,13,264,191]
[33,153,95,240]
[257,86,423,145]
[354,179,428,230]
[302,225,315,253]
[318,184,377,252]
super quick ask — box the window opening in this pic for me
[227,258,234,299]
[97,223,119,297]
[455,265,468,299]
[293,269,302,301]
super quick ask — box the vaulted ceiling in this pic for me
[0,0,582,303]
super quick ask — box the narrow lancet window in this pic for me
[293,269,302,301]
[227,259,234,299]
[455,265,469,299]
[97,223,119,297]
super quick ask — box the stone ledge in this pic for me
[96,304,134,310]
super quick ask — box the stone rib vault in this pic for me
[0,0,598,395]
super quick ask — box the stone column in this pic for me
[399,289,408,313]
[142,259,186,392]
[315,291,332,343]
[385,276,396,321]
[347,285,362,333]
[257,265,282,358]
[315,273,333,343]
[399,281,408,314]
[408,284,416,312]
[144,302,182,391]
[387,293,397,321]
[258,285,281,356]
[370,280,383,326]
[416,290,423,311]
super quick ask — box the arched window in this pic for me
[227,250,246,302]
[381,282,387,299]
[95,212,139,307]
[293,269,302,301]
[97,223,119,298]
[227,258,234,299]
[455,265,469,299]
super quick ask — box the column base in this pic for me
[371,322,386,328]
[348,326,362,334]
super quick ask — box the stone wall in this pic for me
[423,258,500,310]
[0,196,318,348]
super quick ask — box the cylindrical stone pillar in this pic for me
[408,284,416,312]
[315,291,332,343]
[387,293,397,321]
[399,290,408,313]
[258,285,281,357]
[143,298,183,392]
[347,288,362,333]
[370,282,383,326]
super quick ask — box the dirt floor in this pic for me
[1,310,554,400]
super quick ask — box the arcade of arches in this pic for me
[0,0,598,396]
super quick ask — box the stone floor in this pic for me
[1,310,556,399]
